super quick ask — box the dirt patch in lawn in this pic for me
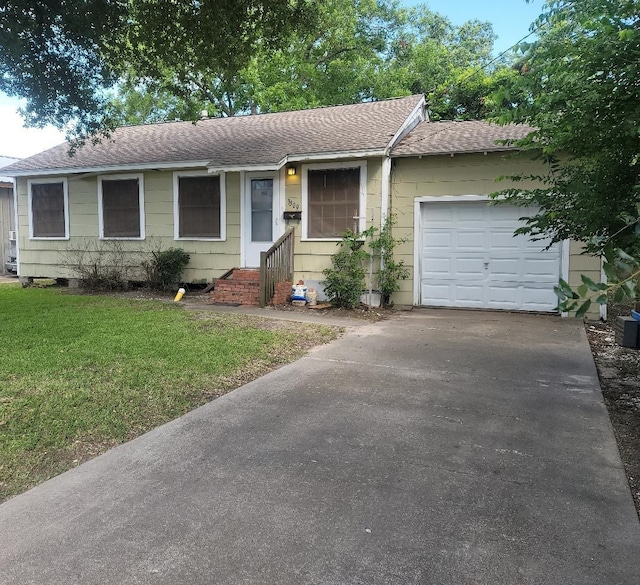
[585,306,640,520]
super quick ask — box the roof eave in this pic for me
[8,149,391,178]
[390,146,521,158]
[207,163,281,174]
[284,149,387,165]
[207,148,389,173]
[6,160,213,178]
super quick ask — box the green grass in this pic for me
[0,285,338,501]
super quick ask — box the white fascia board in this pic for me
[207,163,280,174]
[7,160,212,178]
[385,97,427,155]
[390,147,519,159]
[282,149,386,166]
[208,151,387,173]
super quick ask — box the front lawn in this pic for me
[0,285,337,501]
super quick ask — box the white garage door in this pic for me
[419,200,561,312]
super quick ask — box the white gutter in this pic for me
[282,149,386,165]
[8,148,392,178]
[208,163,280,174]
[6,160,212,178]
[207,149,388,174]
[390,147,520,159]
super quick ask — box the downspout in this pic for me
[381,156,391,228]
[368,207,374,307]
[378,156,392,302]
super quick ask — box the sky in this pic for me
[0,0,544,160]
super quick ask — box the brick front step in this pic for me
[208,269,261,306]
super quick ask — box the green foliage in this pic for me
[0,1,315,138]
[141,248,191,291]
[0,1,127,139]
[109,0,508,123]
[555,247,640,317]
[491,0,640,256]
[322,216,410,309]
[322,229,373,309]
[384,11,507,120]
[369,214,410,305]
[109,77,205,126]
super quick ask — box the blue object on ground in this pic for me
[631,309,640,321]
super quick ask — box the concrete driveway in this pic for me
[1,309,639,584]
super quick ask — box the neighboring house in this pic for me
[3,95,600,314]
[0,155,20,274]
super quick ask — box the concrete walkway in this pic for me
[1,309,639,584]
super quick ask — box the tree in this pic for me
[0,1,128,137]
[113,0,402,119]
[492,0,640,255]
[381,8,507,119]
[110,0,508,123]
[490,0,640,314]
[0,0,315,137]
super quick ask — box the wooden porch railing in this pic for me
[259,227,295,307]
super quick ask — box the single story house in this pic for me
[3,95,601,315]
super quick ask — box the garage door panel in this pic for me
[457,230,487,249]
[490,231,527,250]
[522,258,560,279]
[487,290,520,307]
[489,258,522,279]
[420,201,560,312]
[455,285,487,304]
[427,206,458,224]
[421,283,453,305]
[422,230,451,249]
[524,239,555,253]
[454,258,486,279]
[422,257,452,277]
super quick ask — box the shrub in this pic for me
[370,214,410,306]
[61,240,134,291]
[141,248,190,291]
[322,230,371,308]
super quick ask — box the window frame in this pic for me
[172,170,226,241]
[98,173,145,240]
[27,177,70,240]
[301,161,367,241]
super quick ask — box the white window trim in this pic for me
[98,173,145,240]
[173,170,226,241]
[301,161,367,241]
[27,177,70,240]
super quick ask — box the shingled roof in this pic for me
[391,120,534,157]
[5,95,425,175]
[0,155,20,184]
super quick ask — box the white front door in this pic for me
[243,172,280,267]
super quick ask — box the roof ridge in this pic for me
[114,95,424,131]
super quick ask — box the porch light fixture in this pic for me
[286,166,297,176]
